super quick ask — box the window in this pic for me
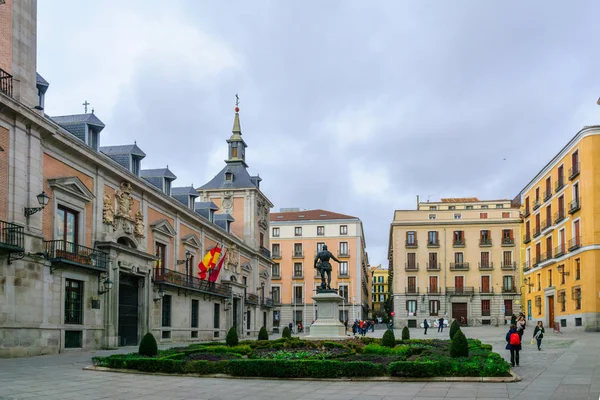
[294,286,303,304]
[407,276,417,293]
[164,179,172,196]
[559,264,566,284]
[293,263,303,277]
[502,212,510,218]
[162,295,172,327]
[496,204,504,209]
[317,226,325,236]
[407,253,417,269]
[573,287,581,310]
[428,231,438,245]
[480,252,490,267]
[481,300,491,316]
[558,291,566,312]
[65,279,83,325]
[575,258,580,280]
[155,242,166,272]
[481,275,490,293]
[466,205,473,210]
[340,225,348,235]
[272,263,280,278]
[406,300,417,314]
[535,187,540,202]
[132,157,141,177]
[537,273,541,291]
[271,243,280,257]
[88,129,99,151]
[480,230,491,244]
[294,243,303,257]
[503,276,514,292]
[339,261,348,276]
[428,252,438,269]
[455,276,464,291]
[294,227,302,236]
[535,296,542,314]
[294,310,303,325]
[338,285,349,302]
[429,206,437,210]
[429,276,438,294]
[481,205,488,209]
[503,251,512,268]
[502,229,513,243]
[316,242,325,253]
[428,214,436,220]
[454,252,464,263]
[191,300,199,328]
[480,212,488,219]
[57,205,79,245]
[406,231,416,245]
[429,300,440,316]
[272,287,281,303]
[225,171,233,181]
[548,269,553,287]
[453,231,464,245]
[525,197,530,214]
[231,145,238,158]
[272,227,279,237]
[339,242,349,256]
[448,206,456,210]
[454,213,462,219]
[214,303,220,329]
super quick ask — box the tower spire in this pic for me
[232,93,241,134]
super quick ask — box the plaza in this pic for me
[0,326,599,400]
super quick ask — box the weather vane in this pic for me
[82,100,90,114]
[235,93,240,107]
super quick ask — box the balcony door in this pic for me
[503,251,512,267]
[574,220,580,244]
[429,276,438,293]
[455,276,464,293]
[481,276,490,293]
[407,276,416,293]
[56,205,79,251]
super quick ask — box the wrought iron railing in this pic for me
[427,262,440,271]
[523,234,531,244]
[568,236,581,251]
[427,287,442,295]
[543,190,552,202]
[405,240,418,248]
[246,293,259,304]
[0,220,24,251]
[478,262,493,270]
[502,237,515,246]
[555,177,565,192]
[449,262,469,271]
[405,262,418,271]
[569,198,580,214]
[153,267,231,297]
[405,287,419,295]
[479,287,494,294]
[453,239,465,247]
[259,246,271,259]
[0,68,13,97]
[501,262,517,271]
[554,210,565,224]
[447,287,474,295]
[479,238,492,246]
[261,297,273,307]
[569,163,580,180]
[44,240,109,270]
[502,286,518,294]
[427,239,439,247]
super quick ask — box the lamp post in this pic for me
[24,191,50,217]
[98,273,114,295]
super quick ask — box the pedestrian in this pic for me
[423,319,429,335]
[516,315,526,339]
[506,324,521,367]
[533,321,545,351]
[438,317,444,333]
[510,313,517,326]
[288,321,293,334]
[371,320,375,332]
[352,320,357,336]
[344,319,348,334]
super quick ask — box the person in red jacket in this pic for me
[505,324,522,367]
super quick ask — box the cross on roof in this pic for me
[82,100,90,114]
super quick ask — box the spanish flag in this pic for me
[208,249,227,283]
[198,246,222,280]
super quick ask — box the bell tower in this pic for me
[226,94,248,167]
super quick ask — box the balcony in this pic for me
[450,262,469,271]
[271,273,281,280]
[292,298,304,305]
[522,262,531,272]
[427,262,440,271]
[44,240,109,272]
[405,262,419,271]
[554,210,565,224]
[533,227,541,238]
[569,198,580,214]
[501,262,517,271]
[153,268,231,297]
[427,239,439,248]
[502,286,518,294]
[543,190,552,202]
[338,269,350,278]
[0,68,13,97]
[0,220,24,253]
[502,237,515,246]
[569,163,580,180]
[260,297,274,308]
[447,287,474,295]
[337,251,350,258]
[246,293,259,305]
[292,273,304,279]
[554,244,566,258]
[523,234,531,244]
[478,262,493,271]
[259,246,271,259]
[479,238,492,247]
[405,240,418,249]
[271,252,282,260]
[405,287,419,295]
[533,200,541,210]
[523,208,530,218]
[479,287,494,294]
[541,219,553,231]
[427,287,443,295]
[568,236,581,252]
[532,256,540,267]
[555,177,565,192]
[540,251,553,263]
[292,251,304,259]
[452,239,465,248]
[273,297,282,306]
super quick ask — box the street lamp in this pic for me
[24,191,50,217]
[153,285,165,302]
[98,274,113,295]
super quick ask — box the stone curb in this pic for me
[84,365,521,383]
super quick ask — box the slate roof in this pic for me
[270,209,358,222]
[52,113,105,128]
[214,213,235,231]
[172,186,198,196]
[100,144,146,157]
[198,163,259,190]
[140,168,177,180]
[36,73,49,93]
[195,201,219,211]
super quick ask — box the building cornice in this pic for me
[390,219,522,227]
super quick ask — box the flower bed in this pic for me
[92,336,511,379]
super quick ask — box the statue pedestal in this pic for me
[306,290,347,339]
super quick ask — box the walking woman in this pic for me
[533,321,545,351]
[506,324,522,367]
[423,319,429,335]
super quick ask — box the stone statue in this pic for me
[115,181,133,220]
[314,244,342,291]
[102,194,114,225]
[134,210,145,237]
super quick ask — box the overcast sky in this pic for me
[37,1,599,267]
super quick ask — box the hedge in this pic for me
[227,359,384,378]
[388,361,440,377]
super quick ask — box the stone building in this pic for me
[0,0,273,357]
[370,264,389,318]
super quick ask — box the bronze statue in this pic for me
[314,244,342,290]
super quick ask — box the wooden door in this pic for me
[429,276,438,293]
[455,276,464,293]
[548,296,555,327]
[452,303,468,325]
[407,276,416,293]
[481,276,490,293]
[574,220,580,245]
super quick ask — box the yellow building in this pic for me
[370,265,390,317]
[518,125,600,331]
[388,198,522,328]
[269,209,370,329]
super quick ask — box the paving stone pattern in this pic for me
[0,326,599,399]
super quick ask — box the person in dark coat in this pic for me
[505,324,522,367]
[510,314,517,325]
[533,321,545,351]
[423,319,429,335]
[438,317,444,333]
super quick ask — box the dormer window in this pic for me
[226,221,231,233]
[88,126,99,151]
[231,143,238,158]
[131,156,141,177]
[189,196,194,209]
[164,179,172,196]
[225,172,233,181]
[209,210,215,223]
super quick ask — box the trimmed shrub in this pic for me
[138,332,158,357]
[388,361,440,377]
[281,326,292,339]
[382,329,396,348]
[449,320,461,340]
[401,326,410,341]
[227,359,385,378]
[182,360,230,375]
[187,345,252,356]
[364,343,411,358]
[226,327,239,347]
[450,330,469,358]
[258,326,269,341]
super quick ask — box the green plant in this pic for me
[449,320,461,340]
[281,326,292,339]
[270,350,314,360]
[388,360,440,377]
[401,326,410,341]
[226,327,239,347]
[382,328,396,348]
[450,330,469,358]
[258,326,269,341]
[138,332,158,357]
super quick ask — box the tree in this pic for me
[449,320,461,340]
[258,326,269,341]
[282,326,292,339]
[226,327,239,347]
[450,329,469,357]
[382,328,396,348]
[401,326,410,341]
[138,332,158,357]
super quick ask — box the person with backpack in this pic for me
[506,324,522,367]
[516,314,526,339]
[423,319,429,335]
[533,321,545,351]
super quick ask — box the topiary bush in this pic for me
[449,320,461,340]
[450,329,469,358]
[138,332,158,357]
[226,327,239,347]
[401,326,410,341]
[281,326,292,339]
[381,328,396,348]
[258,326,269,341]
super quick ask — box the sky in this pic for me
[37,1,600,267]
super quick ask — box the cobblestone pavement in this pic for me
[0,326,599,400]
